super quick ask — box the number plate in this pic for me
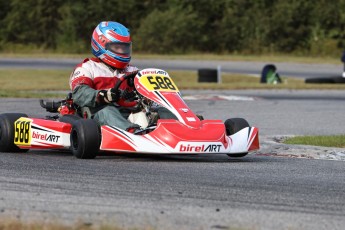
[139,74,179,92]
[14,118,32,146]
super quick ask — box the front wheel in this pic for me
[224,118,249,135]
[70,119,100,159]
[0,113,29,152]
[225,118,250,158]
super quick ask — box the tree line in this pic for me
[0,0,344,57]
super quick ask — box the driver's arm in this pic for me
[73,84,120,108]
[72,85,99,107]
[70,66,100,108]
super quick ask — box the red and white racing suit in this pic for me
[69,57,139,130]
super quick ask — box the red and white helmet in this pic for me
[91,21,132,69]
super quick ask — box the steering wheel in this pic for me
[113,71,137,90]
[113,71,139,107]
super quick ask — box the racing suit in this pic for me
[69,57,175,130]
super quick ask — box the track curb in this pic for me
[254,135,345,161]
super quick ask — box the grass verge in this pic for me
[284,135,345,148]
[0,69,70,98]
[0,52,342,64]
[134,53,342,64]
[1,69,345,98]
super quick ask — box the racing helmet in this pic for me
[91,21,132,69]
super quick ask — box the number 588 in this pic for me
[147,76,176,91]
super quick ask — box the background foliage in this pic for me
[0,0,344,56]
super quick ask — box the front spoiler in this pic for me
[100,120,259,154]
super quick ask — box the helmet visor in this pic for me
[105,42,131,55]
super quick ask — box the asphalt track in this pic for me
[1,58,345,229]
[0,57,344,78]
[1,89,345,229]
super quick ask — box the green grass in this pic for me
[133,53,342,64]
[0,52,342,64]
[1,69,345,98]
[284,135,345,148]
[0,69,71,98]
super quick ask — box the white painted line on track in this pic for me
[183,94,255,101]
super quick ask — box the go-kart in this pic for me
[0,68,259,159]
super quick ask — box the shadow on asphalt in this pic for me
[20,149,270,163]
[94,152,270,163]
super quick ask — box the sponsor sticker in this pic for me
[176,142,223,153]
[32,131,61,143]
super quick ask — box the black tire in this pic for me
[0,113,29,152]
[70,119,100,159]
[305,78,335,83]
[225,118,250,158]
[260,64,276,83]
[332,77,345,83]
[198,69,217,82]
[224,118,250,135]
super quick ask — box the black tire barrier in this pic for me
[261,64,282,84]
[333,76,345,83]
[198,69,218,82]
[305,76,345,84]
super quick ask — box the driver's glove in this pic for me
[97,88,120,104]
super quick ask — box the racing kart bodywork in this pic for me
[0,68,259,159]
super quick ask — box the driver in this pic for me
[69,21,143,132]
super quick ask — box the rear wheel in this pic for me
[0,113,29,152]
[225,118,250,158]
[70,119,100,159]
